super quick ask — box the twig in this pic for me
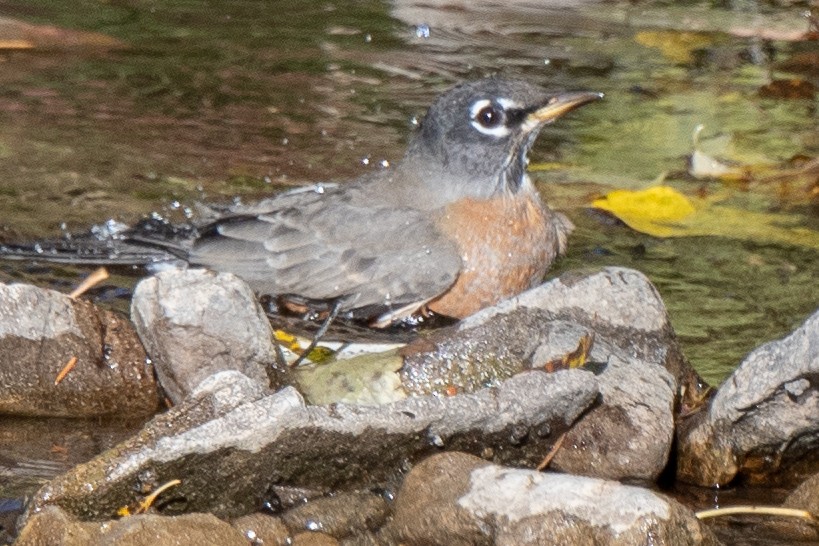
[696,505,818,522]
[290,300,341,367]
[54,356,78,385]
[69,267,109,299]
[536,432,567,471]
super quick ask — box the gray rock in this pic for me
[388,452,719,546]
[24,366,597,520]
[678,308,819,486]
[131,269,289,403]
[0,282,158,417]
[401,267,698,481]
[15,506,248,546]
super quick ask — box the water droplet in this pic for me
[380,159,390,168]
[544,58,551,65]
[415,24,430,39]
[361,156,370,166]
[305,520,323,531]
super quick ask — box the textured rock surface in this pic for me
[401,267,697,481]
[131,269,288,403]
[0,282,158,417]
[15,506,248,546]
[24,368,596,520]
[388,452,719,546]
[678,308,819,486]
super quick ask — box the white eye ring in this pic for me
[469,99,511,137]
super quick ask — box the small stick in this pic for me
[54,356,78,385]
[696,505,817,522]
[290,300,342,368]
[69,267,110,299]
[536,432,567,471]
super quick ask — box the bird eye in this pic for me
[475,105,502,128]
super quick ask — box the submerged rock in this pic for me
[678,308,819,486]
[387,452,719,546]
[0,282,158,417]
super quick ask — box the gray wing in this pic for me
[188,186,461,321]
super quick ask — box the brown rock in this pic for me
[292,531,340,545]
[281,491,389,538]
[16,506,247,546]
[390,452,720,546]
[0,283,158,417]
[233,513,291,545]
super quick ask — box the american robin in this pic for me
[3,78,601,327]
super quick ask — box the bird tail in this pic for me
[0,216,193,267]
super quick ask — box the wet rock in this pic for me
[678,308,819,486]
[775,471,819,541]
[232,513,291,545]
[293,532,338,546]
[14,505,98,546]
[388,452,719,546]
[16,506,248,546]
[280,491,389,538]
[402,267,698,481]
[0,282,159,417]
[292,531,340,545]
[131,269,289,404]
[24,366,596,520]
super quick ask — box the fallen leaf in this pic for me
[542,333,594,373]
[591,185,819,249]
[591,186,695,237]
[634,30,713,64]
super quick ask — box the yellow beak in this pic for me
[526,91,603,126]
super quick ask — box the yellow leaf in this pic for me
[592,186,695,237]
[591,185,819,249]
[634,31,713,63]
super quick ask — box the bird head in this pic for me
[403,78,602,202]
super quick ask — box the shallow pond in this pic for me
[1,0,816,386]
[0,0,817,541]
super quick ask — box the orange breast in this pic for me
[427,190,563,319]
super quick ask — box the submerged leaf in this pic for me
[591,185,819,249]
[634,30,713,64]
[592,186,695,237]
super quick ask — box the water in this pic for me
[0,0,816,386]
